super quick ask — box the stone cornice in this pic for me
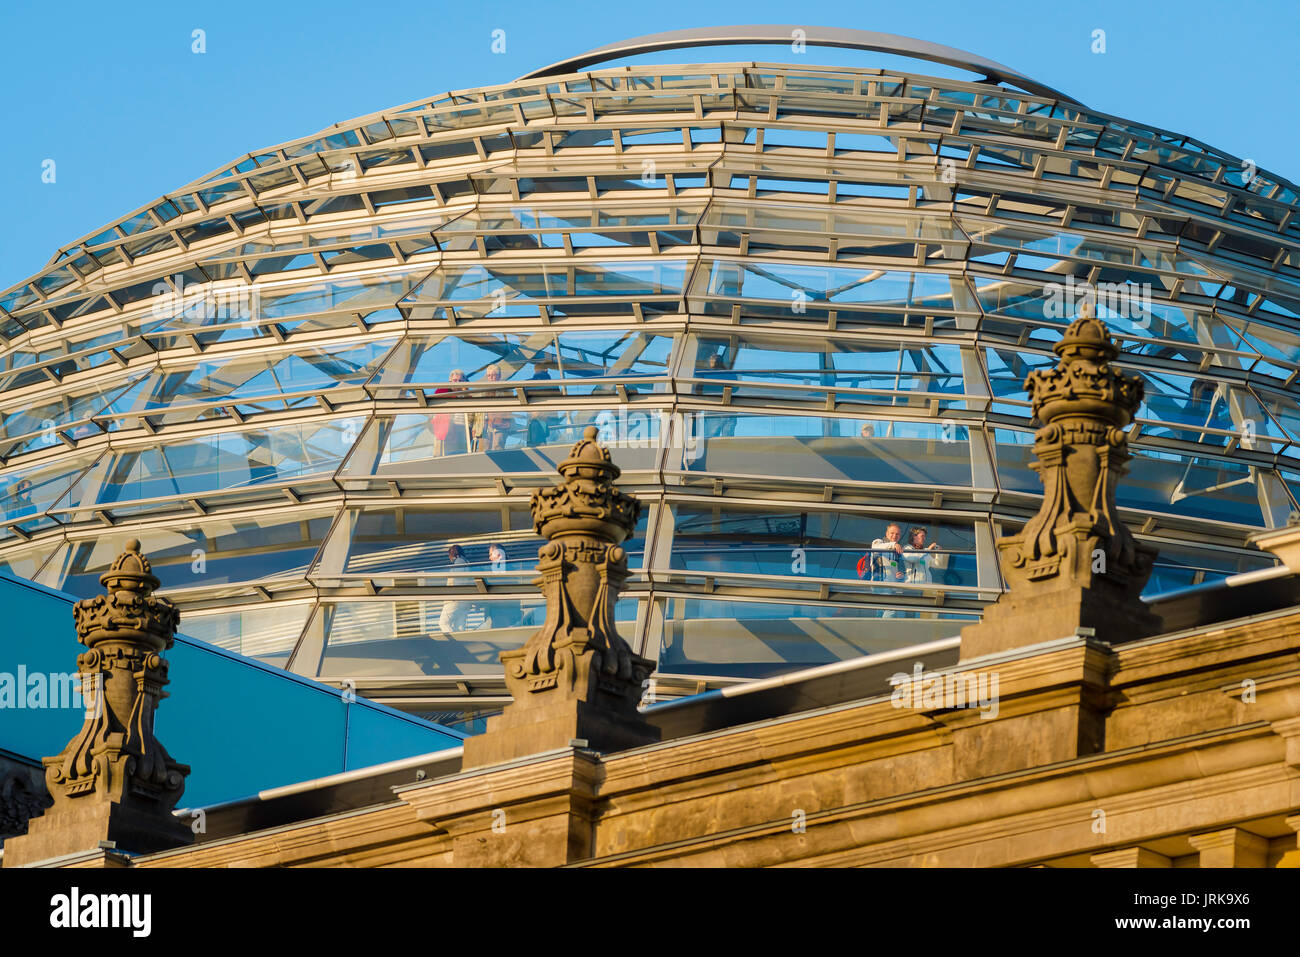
[581,724,1288,867]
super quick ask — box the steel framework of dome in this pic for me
[2,29,1299,721]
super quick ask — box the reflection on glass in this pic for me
[131,339,395,416]
[345,409,661,481]
[182,603,313,664]
[373,331,674,395]
[315,505,649,581]
[1133,371,1275,447]
[38,511,336,597]
[656,597,976,677]
[676,413,973,487]
[1144,543,1276,595]
[1121,448,1291,527]
[402,260,689,318]
[0,453,99,535]
[695,262,963,315]
[0,542,56,583]
[689,333,966,405]
[984,347,1054,417]
[0,373,148,457]
[309,597,638,678]
[63,418,363,510]
[990,428,1039,493]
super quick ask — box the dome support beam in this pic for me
[518,24,1081,104]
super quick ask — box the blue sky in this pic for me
[1,0,1296,289]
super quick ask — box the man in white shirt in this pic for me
[870,522,906,619]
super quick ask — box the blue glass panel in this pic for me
[343,409,660,486]
[309,597,638,678]
[0,574,461,808]
[1144,542,1275,595]
[692,333,966,403]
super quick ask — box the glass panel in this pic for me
[402,259,689,318]
[689,333,969,406]
[666,505,981,590]
[313,504,649,584]
[1136,373,1285,450]
[0,541,58,582]
[256,273,420,321]
[969,273,1058,321]
[119,339,396,422]
[181,602,313,665]
[1120,448,1290,527]
[696,262,964,313]
[990,427,1040,492]
[1143,541,1276,595]
[983,347,1054,418]
[309,597,638,678]
[55,417,364,514]
[0,452,100,539]
[373,331,674,396]
[37,510,335,597]
[655,597,975,678]
[1224,317,1300,380]
[340,408,660,485]
[672,413,974,488]
[0,373,147,456]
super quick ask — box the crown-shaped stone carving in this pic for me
[1024,313,1145,428]
[5,540,193,865]
[531,426,641,543]
[73,538,181,653]
[960,308,1161,659]
[463,426,659,767]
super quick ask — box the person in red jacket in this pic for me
[429,368,467,456]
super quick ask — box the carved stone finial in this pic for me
[960,312,1160,659]
[2,540,191,866]
[462,427,659,767]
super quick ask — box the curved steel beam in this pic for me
[519,25,1080,105]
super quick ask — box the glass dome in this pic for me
[2,49,1298,715]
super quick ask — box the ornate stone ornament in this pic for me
[961,310,1161,658]
[463,427,659,767]
[3,540,192,865]
[514,426,649,699]
[999,307,1156,596]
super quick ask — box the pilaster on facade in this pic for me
[1090,847,1171,868]
[1187,828,1270,868]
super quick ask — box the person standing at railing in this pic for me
[863,521,907,619]
[482,543,521,629]
[902,526,948,584]
[470,363,513,451]
[430,368,468,457]
[437,544,470,633]
[866,522,905,582]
